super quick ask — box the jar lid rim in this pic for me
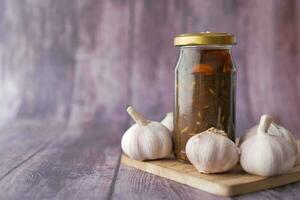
[174,32,236,46]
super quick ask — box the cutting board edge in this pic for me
[121,154,235,196]
[227,171,300,196]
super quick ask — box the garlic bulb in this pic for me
[239,121,298,154]
[121,106,172,161]
[161,112,173,132]
[240,115,296,177]
[186,128,239,174]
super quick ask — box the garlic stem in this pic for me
[127,106,149,126]
[258,115,273,133]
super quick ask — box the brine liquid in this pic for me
[174,48,236,162]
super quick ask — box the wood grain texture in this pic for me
[0,121,64,179]
[113,164,232,200]
[113,164,300,200]
[0,122,122,200]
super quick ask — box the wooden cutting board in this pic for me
[121,141,300,197]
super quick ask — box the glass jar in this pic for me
[174,32,237,162]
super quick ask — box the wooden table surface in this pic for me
[1,121,299,200]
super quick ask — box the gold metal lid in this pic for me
[174,32,236,46]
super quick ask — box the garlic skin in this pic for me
[240,115,296,177]
[121,107,172,161]
[186,128,239,174]
[239,123,298,154]
[161,112,173,132]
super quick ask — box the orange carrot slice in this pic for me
[192,64,215,75]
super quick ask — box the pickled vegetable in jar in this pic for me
[174,32,237,162]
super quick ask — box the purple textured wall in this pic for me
[0,0,300,137]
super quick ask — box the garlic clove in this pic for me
[269,122,298,154]
[121,106,172,161]
[161,112,173,132]
[186,127,239,174]
[239,117,298,155]
[240,115,296,177]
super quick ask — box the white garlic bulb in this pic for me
[186,128,239,174]
[239,122,298,154]
[121,106,172,161]
[161,112,173,132]
[240,115,296,177]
